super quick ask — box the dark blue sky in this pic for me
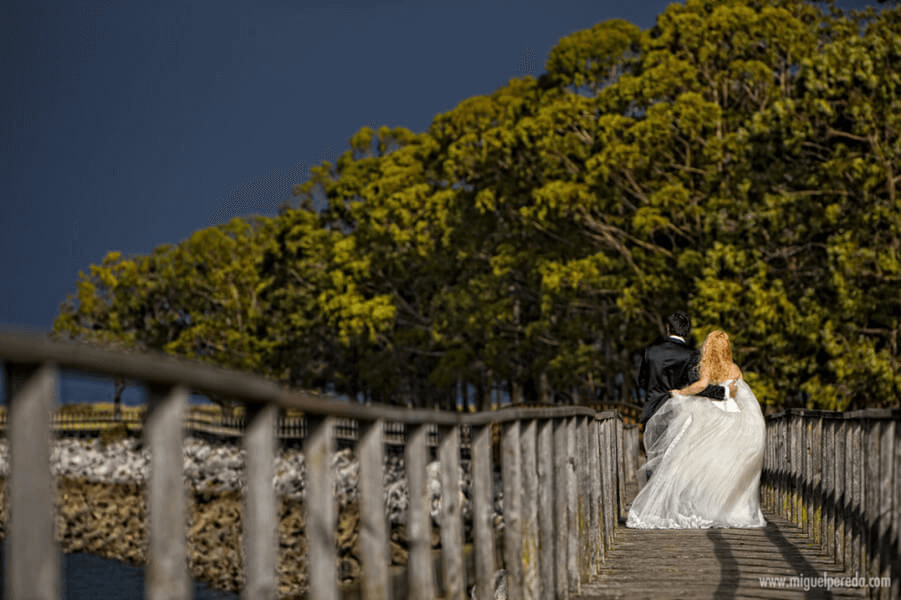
[0,0,878,404]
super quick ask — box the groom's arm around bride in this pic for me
[637,312,728,427]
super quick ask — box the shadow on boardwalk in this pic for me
[576,484,866,600]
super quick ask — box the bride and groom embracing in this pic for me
[626,312,767,529]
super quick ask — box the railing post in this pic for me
[537,419,555,600]
[553,418,570,599]
[615,417,626,523]
[472,423,496,600]
[850,417,864,576]
[791,416,801,526]
[438,424,465,600]
[519,419,539,600]
[831,418,843,569]
[822,417,836,562]
[778,418,787,520]
[243,403,278,600]
[763,419,772,513]
[800,415,808,532]
[359,419,391,600]
[502,420,523,600]
[588,417,603,572]
[879,419,895,598]
[145,383,190,600]
[565,417,579,595]
[809,417,822,544]
[600,419,614,558]
[5,362,60,600]
[832,417,844,568]
[406,423,436,600]
[843,418,855,572]
[576,417,590,580]
[305,416,337,600]
[892,420,901,600]
[865,418,879,583]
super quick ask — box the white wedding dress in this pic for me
[626,379,767,529]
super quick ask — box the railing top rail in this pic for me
[765,407,901,421]
[0,330,624,426]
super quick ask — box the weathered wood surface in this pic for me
[405,423,435,600]
[242,403,278,600]
[145,384,190,600]
[438,424,465,600]
[359,419,392,600]
[575,483,868,600]
[5,362,60,600]
[472,424,497,600]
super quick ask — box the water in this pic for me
[0,542,238,599]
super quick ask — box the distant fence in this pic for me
[762,409,901,600]
[0,407,443,447]
[0,402,641,448]
[0,330,639,600]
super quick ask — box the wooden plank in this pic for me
[6,362,60,600]
[892,420,901,600]
[786,417,794,524]
[811,417,822,545]
[519,420,540,600]
[878,421,895,597]
[776,417,788,517]
[588,419,603,572]
[832,421,844,569]
[765,419,773,513]
[857,419,868,577]
[305,416,337,600]
[576,417,590,579]
[842,422,854,572]
[501,420,523,600]
[794,417,803,528]
[145,383,190,600]
[359,419,391,600]
[873,420,888,598]
[573,511,870,600]
[438,425,465,600]
[472,424,496,600]
[823,419,836,564]
[865,419,879,581]
[849,419,862,576]
[615,418,626,522]
[801,418,809,534]
[565,417,579,595]
[243,403,278,600]
[554,418,570,599]
[406,423,435,600]
[537,419,555,600]
[600,419,614,559]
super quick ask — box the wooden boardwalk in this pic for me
[576,484,868,600]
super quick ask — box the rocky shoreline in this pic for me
[0,436,503,598]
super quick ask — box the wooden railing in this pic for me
[0,330,638,600]
[762,408,901,600]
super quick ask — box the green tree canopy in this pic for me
[53,0,901,411]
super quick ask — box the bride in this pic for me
[626,330,767,529]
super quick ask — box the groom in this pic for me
[638,312,728,432]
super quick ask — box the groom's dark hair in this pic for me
[666,312,691,338]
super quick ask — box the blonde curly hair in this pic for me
[697,330,733,383]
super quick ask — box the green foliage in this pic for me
[52,0,901,410]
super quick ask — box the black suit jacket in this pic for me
[638,336,725,425]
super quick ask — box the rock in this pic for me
[0,433,509,598]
